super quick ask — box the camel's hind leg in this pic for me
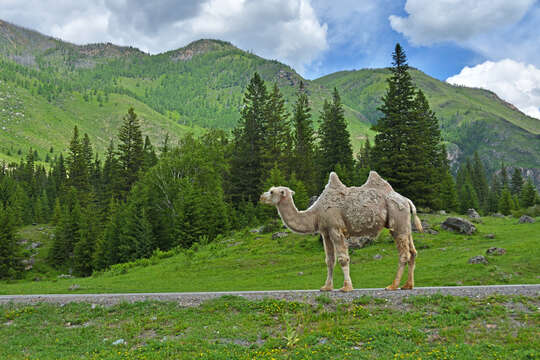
[320,231,335,291]
[401,235,417,290]
[386,234,410,291]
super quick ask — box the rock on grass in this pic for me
[441,217,477,235]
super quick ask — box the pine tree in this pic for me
[288,173,309,210]
[318,87,354,188]
[93,199,122,269]
[73,206,99,276]
[291,82,316,194]
[458,179,480,214]
[500,163,509,189]
[117,107,145,193]
[229,73,268,204]
[486,174,501,214]
[498,188,513,215]
[66,126,90,192]
[102,140,122,200]
[143,136,158,170]
[439,169,458,212]
[520,178,537,208]
[0,206,23,279]
[510,168,523,195]
[262,83,290,175]
[471,152,489,208]
[371,44,444,208]
[160,133,170,156]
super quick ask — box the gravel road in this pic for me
[1,285,538,307]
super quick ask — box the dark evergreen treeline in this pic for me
[455,155,539,215]
[1,45,538,280]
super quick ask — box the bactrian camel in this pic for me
[260,171,422,292]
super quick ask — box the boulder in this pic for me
[425,229,439,235]
[249,226,264,233]
[438,210,447,215]
[518,215,535,224]
[468,255,488,264]
[347,236,373,249]
[373,254,383,260]
[272,232,288,240]
[492,213,505,218]
[441,217,477,235]
[484,233,495,239]
[486,247,506,256]
[467,208,481,219]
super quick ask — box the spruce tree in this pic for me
[439,169,458,212]
[117,107,145,192]
[229,73,268,204]
[318,87,354,188]
[143,136,158,170]
[262,83,290,174]
[291,82,316,194]
[472,152,489,208]
[510,168,523,195]
[0,206,23,279]
[73,207,99,276]
[498,188,513,215]
[520,179,537,208]
[371,44,444,208]
[486,174,501,214]
[500,163,509,189]
[66,126,90,192]
[459,179,480,214]
[103,140,122,200]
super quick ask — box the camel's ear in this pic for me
[291,190,295,196]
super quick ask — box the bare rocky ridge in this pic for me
[1,285,538,307]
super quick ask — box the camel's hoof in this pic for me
[339,286,353,292]
[320,286,333,292]
[385,285,399,291]
[401,284,414,290]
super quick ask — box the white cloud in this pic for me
[447,59,540,119]
[389,0,535,46]
[0,0,328,75]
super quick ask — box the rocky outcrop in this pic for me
[441,217,477,235]
[486,247,506,256]
[468,255,488,264]
[518,215,535,224]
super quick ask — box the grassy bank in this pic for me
[1,294,538,359]
[3,214,539,295]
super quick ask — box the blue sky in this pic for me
[1,0,540,119]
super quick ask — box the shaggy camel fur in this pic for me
[260,171,422,292]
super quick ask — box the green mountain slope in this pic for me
[315,69,540,172]
[0,19,538,178]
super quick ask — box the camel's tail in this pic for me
[407,199,423,233]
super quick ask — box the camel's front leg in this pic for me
[320,231,335,291]
[331,229,353,292]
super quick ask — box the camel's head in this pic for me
[260,186,295,205]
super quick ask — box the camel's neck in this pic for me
[276,196,318,234]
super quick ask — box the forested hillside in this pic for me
[1,19,538,179]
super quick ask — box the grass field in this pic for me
[1,294,538,359]
[3,214,539,295]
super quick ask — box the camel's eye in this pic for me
[270,190,274,194]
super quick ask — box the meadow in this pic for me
[3,214,539,295]
[1,294,538,359]
[1,214,539,359]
